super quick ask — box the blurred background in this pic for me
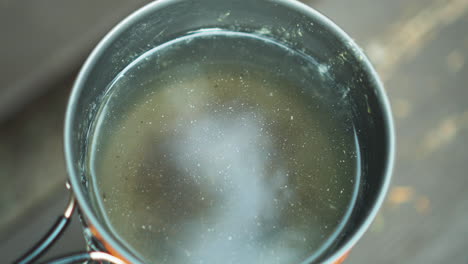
[0,0,467,263]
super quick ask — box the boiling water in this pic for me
[87,30,359,264]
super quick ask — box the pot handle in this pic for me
[13,183,127,264]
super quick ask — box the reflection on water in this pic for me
[88,31,358,264]
[168,113,302,263]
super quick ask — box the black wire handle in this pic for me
[13,183,127,264]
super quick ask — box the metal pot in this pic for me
[15,0,395,263]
